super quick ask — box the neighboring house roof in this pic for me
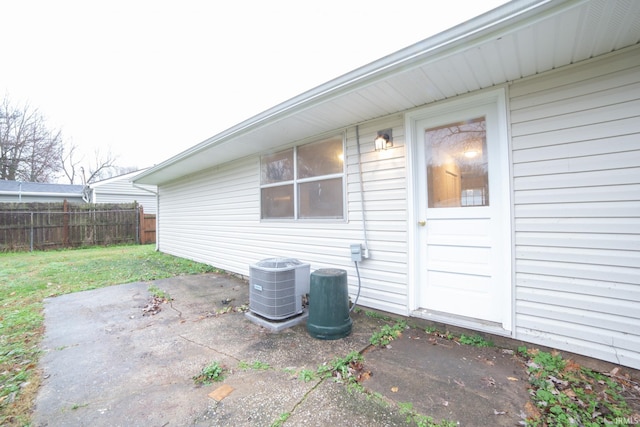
[0,180,87,199]
[89,169,149,189]
[89,169,157,213]
[0,170,157,206]
[135,0,640,185]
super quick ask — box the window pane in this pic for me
[425,117,489,208]
[297,136,343,179]
[261,185,294,219]
[298,178,343,219]
[261,149,293,184]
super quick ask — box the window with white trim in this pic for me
[260,135,344,220]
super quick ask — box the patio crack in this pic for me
[290,376,326,414]
[178,334,240,361]
[168,300,183,318]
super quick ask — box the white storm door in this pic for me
[413,91,511,328]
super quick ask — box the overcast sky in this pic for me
[2,0,508,175]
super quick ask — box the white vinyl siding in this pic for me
[158,115,409,315]
[91,172,157,214]
[153,45,640,369]
[510,47,640,369]
[93,190,157,214]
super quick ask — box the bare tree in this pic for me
[2,95,134,184]
[60,141,120,184]
[60,141,81,184]
[0,95,63,182]
[83,147,119,183]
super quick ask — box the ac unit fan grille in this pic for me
[249,258,310,320]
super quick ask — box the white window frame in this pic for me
[260,135,346,221]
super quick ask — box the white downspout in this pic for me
[355,125,370,259]
[131,183,160,251]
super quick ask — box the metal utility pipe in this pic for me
[355,125,370,257]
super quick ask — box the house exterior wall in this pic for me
[509,47,640,368]
[91,177,157,214]
[158,115,410,315]
[156,47,639,369]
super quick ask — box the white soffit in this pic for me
[135,0,640,185]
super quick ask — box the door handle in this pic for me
[418,220,426,227]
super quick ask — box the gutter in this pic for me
[0,191,86,199]
[131,183,158,196]
[134,0,563,184]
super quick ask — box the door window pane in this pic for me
[298,178,343,219]
[425,117,489,208]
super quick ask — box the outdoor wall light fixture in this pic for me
[374,129,393,151]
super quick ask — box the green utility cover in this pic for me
[307,268,352,340]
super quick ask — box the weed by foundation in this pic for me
[520,348,636,426]
[370,320,407,347]
[238,360,271,371]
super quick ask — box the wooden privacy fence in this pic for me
[140,210,156,245]
[0,201,156,252]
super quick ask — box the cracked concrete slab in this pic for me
[33,272,533,426]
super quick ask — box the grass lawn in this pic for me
[0,245,218,426]
[1,245,638,427]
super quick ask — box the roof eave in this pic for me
[0,192,84,198]
[133,0,574,185]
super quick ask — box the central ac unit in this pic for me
[249,258,310,320]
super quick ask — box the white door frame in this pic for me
[405,87,513,334]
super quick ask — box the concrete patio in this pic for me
[33,272,536,426]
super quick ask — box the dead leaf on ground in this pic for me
[357,371,371,382]
[142,296,167,316]
[507,376,519,381]
[482,377,496,387]
[524,401,541,418]
[564,359,582,372]
[391,386,399,392]
[478,357,495,366]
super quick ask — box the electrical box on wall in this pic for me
[350,244,363,262]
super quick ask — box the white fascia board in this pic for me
[90,169,149,188]
[134,0,566,186]
[0,192,84,198]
